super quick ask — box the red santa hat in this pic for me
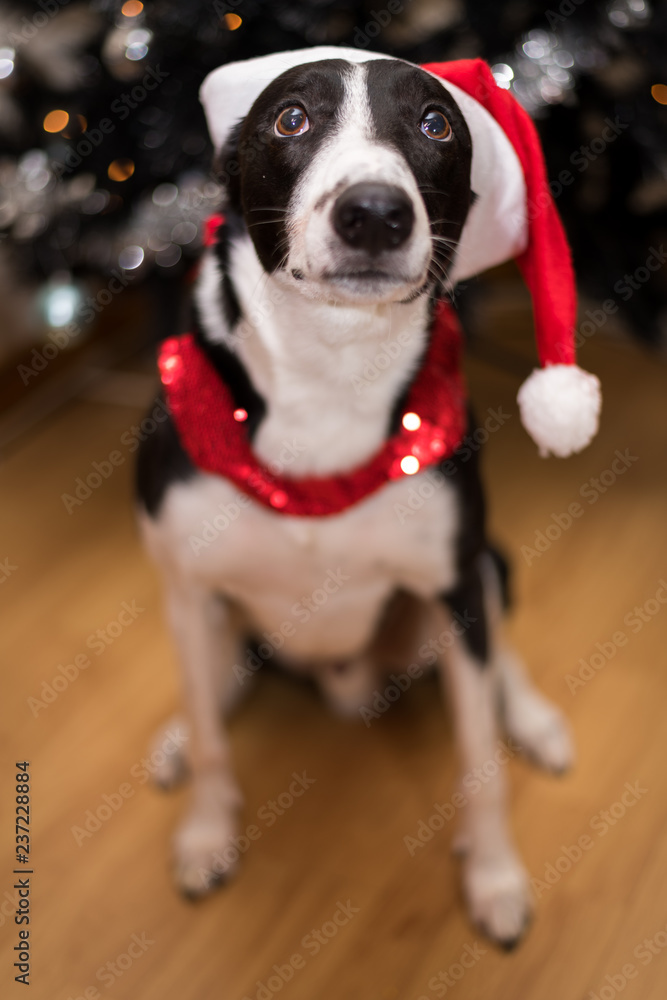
[200,48,601,459]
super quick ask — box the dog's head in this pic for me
[217,58,471,305]
[200,48,528,307]
[198,50,602,461]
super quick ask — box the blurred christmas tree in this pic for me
[0,0,664,373]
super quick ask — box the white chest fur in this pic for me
[140,468,459,661]
[196,238,431,477]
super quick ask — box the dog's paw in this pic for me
[173,801,241,898]
[463,849,533,949]
[149,715,190,790]
[504,692,575,775]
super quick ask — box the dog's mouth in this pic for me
[319,264,429,292]
[322,269,399,282]
[285,258,431,305]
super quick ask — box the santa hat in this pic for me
[200,48,601,458]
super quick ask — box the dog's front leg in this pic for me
[165,580,243,897]
[439,564,532,948]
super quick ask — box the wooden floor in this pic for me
[2,300,667,1000]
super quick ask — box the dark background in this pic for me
[0,0,665,447]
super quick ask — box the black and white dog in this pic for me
[136,47,580,948]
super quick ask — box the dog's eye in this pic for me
[420,111,452,141]
[275,106,309,137]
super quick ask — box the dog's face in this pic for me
[220,58,473,306]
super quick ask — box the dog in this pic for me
[135,47,597,948]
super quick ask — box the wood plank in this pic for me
[1,324,666,1000]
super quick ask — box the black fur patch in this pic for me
[192,207,268,440]
[488,544,512,611]
[134,398,196,517]
[442,565,489,663]
[438,411,490,664]
[211,208,245,329]
[219,60,349,272]
[366,60,472,284]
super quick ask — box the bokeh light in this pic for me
[108,159,135,182]
[402,412,422,431]
[43,110,69,133]
[400,456,420,475]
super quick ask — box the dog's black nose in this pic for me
[333,183,414,254]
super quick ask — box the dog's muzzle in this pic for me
[332,182,414,256]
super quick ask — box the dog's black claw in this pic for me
[521,748,572,778]
[180,886,204,903]
[498,935,521,953]
[154,778,176,793]
[500,913,533,952]
[478,909,532,952]
[153,758,189,792]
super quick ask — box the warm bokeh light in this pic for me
[108,159,135,182]
[651,83,667,104]
[402,412,421,431]
[62,114,88,139]
[224,12,242,30]
[121,0,144,15]
[43,109,69,133]
[400,455,420,475]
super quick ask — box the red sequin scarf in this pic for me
[159,241,467,517]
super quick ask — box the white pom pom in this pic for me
[517,364,601,458]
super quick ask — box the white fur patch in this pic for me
[193,233,432,478]
[285,63,433,303]
[193,252,232,346]
[140,468,459,663]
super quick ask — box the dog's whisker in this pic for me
[430,234,459,246]
[247,219,290,229]
[247,206,289,214]
[427,250,454,285]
